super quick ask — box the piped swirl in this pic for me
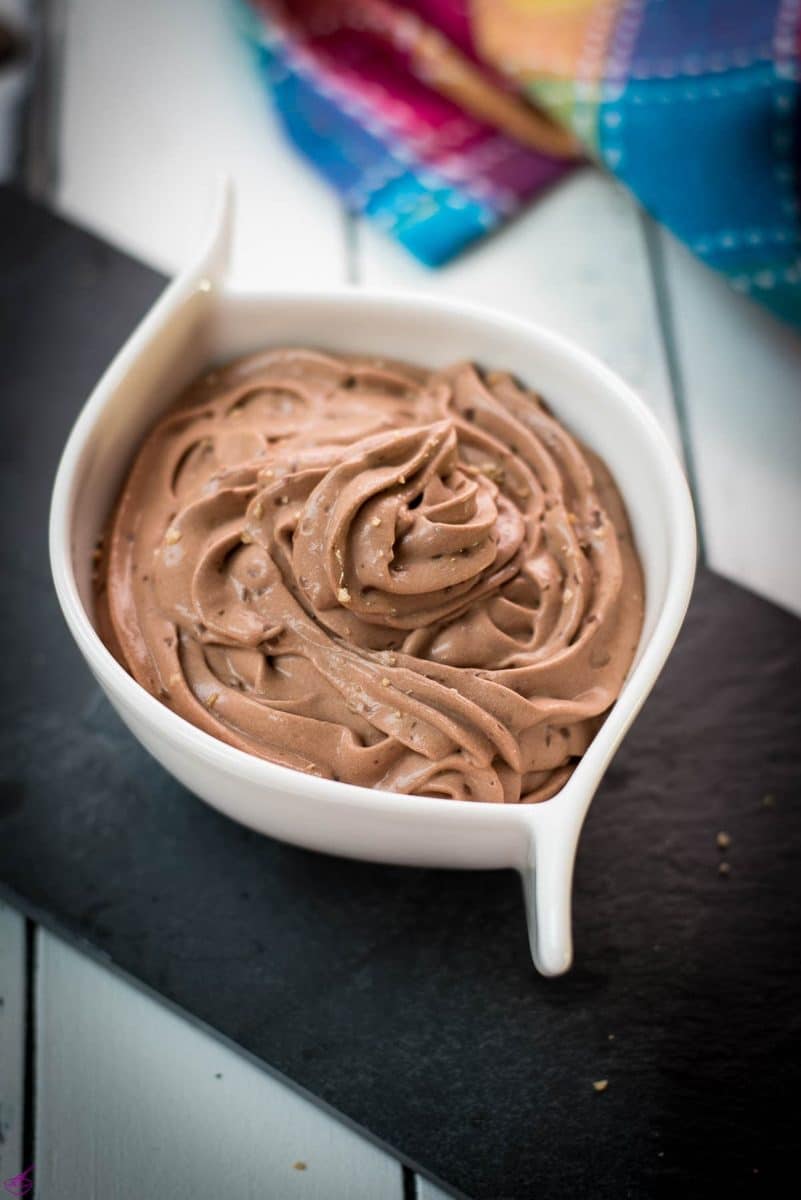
[99,349,644,803]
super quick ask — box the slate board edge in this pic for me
[0,879,469,1200]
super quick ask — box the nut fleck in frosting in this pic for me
[99,349,644,803]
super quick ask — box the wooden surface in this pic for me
[34,933,404,1200]
[3,0,800,1196]
[657,230,801,614]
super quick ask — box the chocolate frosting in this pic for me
[100,350,644,803]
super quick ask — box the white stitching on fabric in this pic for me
[268,23,512,214]
[628,41,774,80]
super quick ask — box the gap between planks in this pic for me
[0,902,26,1187]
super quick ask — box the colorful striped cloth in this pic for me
[238,1,801,327]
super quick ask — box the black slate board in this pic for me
[2,187,801,1200]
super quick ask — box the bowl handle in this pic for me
[520,813,578,976]
[193,174,234,289]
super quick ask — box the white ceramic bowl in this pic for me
[50,186,696,976]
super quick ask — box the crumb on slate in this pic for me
[293,1161,308,1171]
[716,831,731,850]
[762,793,775,808]
[593,1079,608,1093]
[718,862,731,877]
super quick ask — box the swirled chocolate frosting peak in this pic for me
[99,349,644,803]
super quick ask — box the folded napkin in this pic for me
[239,0,801,327]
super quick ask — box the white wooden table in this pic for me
[2,1,800,1196]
